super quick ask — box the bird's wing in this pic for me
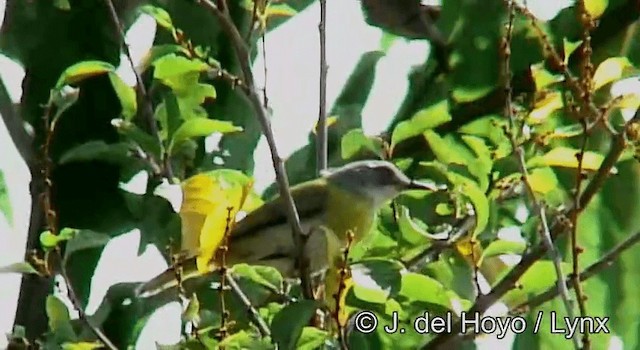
[230,178,329,239]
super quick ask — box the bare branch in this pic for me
[316,0,328,173]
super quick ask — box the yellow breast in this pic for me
[324,185,377,245]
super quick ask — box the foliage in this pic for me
[2,0,640,349]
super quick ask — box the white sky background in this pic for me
[0,0,633,348]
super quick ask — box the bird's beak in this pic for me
[406,179,447,192]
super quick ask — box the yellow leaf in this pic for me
[265,3,298,18]
[527,147,616,174]
[527,91,563,124]
[180,171,254,273]
[528,167,559,194]
[584,0,608,19]
[592,57,632,91]
[531,63,562,92]
[62,342,103,350]
[337,277,354,327]
[563,39,582,66]
[613,93,640,110]
[454,237,482,266]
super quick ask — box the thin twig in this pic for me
[501,4,578,346]
[225,272,271,337]
[316,0,328,173]
[198,0,314,300]
[41,99,117,350]
[404,216,476,271]
[511,229,640,315]
[103,0,173,179]
[215,207,234,340]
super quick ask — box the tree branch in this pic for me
[198,0,314,300]
[316,0,328,173]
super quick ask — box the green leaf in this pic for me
[54,61,115,89]
[63,230,110,261]
[139,45,189,72]
[351,259,404,298]
[391,100,452,148]
[341,129,383,160]
[296,327,329,350]
[0,262,40,275]
[59,141,132,165]
[112,119,162,159]
[563,38,582,66]
[398,273,455,311]
[396,206,435,244]
[53,0,71,10]
[0,169,12,226]
[232,264,283,292]
[216,330,272,349]
[140,5,174,30]
[61,342,103,350]
[271,300,320,350]
[169,118,242,154]
[456,177,490,238]
[480,239,527,265]
[107,72,137,120]
[265,3,298,18]
[528,167,560,195]
[40,230,59,249]
[153,54,209,94]
[501,260,572,308]
[46,295,77,342]
[527,147,613,173]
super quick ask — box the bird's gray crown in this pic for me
[321,160,412,205]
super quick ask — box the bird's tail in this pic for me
[135,257,207,298]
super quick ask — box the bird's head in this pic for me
[321,160,445,207]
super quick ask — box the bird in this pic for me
[136,160,445,299]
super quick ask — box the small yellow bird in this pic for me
[136,160,444,298]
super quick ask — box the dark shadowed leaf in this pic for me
[271,300,320,350]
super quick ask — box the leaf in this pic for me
[169,118,242,155]
[180,170,254,272]
[139,45,189,73]
[53,0,71,10]
[527,91,563,124]
[40,228,77,250]
[0,169,12,226]
[153,54,209,94]
[0,262,40,275]
[592,56,634,91]
[563,38,582,66]
[457,178,490,239]
[531,63,562,91]
[61,342,103,350]
[107,73,137,120]
[111,119,162,159]
[63,230,111,261]
[217,330,271,349]
[140,5,174,30]
[527,147,614,173]
[341,129,383,160]
[528,167,560,195]
[397,206,440,244]
[501,260,572,308]
[479,239,527,265]
[271,300,320,350]
[584,0,609,19]
[296,327,329,350]
[391,100,451,148]
[351,259,404,298]
[59,141,132,165]
[265,3,298,18]
[54,61,115,89]
[398,273,455,311]
[232,264,283,291]
[46,295,77,342]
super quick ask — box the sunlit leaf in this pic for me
[501,260,572,308]
[265,3,298,18]
[528,167,559,194]
[480,240,527,265]
[528,91,563,124]
[531,63,562,91]
[53,0,71,10]
[55,61,115,89]
[391,100,451,148]
[232,264,283,291]
[563,38,582,66]
[46,295,77,342]
[139,45,189,73]
[341,128,383,160]
[296,327,329,350]
[398,273,455,311]
[180,170,254,272]
[592,57,634,91]
[584,0,609,19]
[153,54,209,94]
[61,342,103,350]
[107,72,137,120]
[0,262,40,275]
[527,147,614,173]
[140,5,173,30]
[169,118,242,155]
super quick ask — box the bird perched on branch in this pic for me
[136,160,445,304]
